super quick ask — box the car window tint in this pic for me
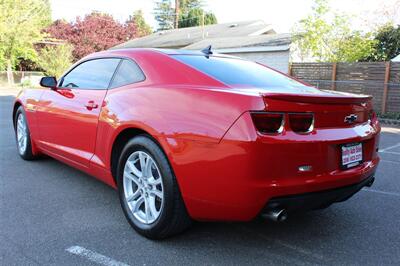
[110,60,145,88]
[60,58,121,89]
[173,55,319,92]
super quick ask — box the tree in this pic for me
[334,32,377,62]
[154,0,217,30]
[0,0,51,84]
[180,0,202,12]
[367,24,400,61]
[154,0,174,31]
[37,44,73,78]
[178,0,217,28]
[292,0,376,62]
[129,10,152,37]
[178,7,217,28]
[360,0,400,30]
[178,0,202,19]
[204,13,217,26]
[46,12,137,61]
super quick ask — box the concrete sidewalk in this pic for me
[0,87,22,96]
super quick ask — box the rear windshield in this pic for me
[173,55,315,92]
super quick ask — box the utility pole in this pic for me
[174,0,179,29]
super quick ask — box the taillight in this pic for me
[368,109,377,122]
[251,112,284,134]
[288,113,314,134]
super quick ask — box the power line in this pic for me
[156,14,207,22]
[52,2,209,22]
[50,3,213,30]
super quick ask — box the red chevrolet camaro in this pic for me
[13,48,380,239]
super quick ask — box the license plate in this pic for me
[341,143,363,169]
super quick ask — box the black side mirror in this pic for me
[40,76,57,89]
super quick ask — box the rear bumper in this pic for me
[263,174,375,214]
[169,112,381,221]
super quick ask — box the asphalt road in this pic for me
[1,92,400,266]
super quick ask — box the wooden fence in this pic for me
[289,62,400,114]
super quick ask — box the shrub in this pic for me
[37,44,73,78]
[377,112,400,120]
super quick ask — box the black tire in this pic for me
[14,106,36,160]
[117,135,192,239]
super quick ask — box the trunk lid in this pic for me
[261,91,372,105]
[259,89,373,129]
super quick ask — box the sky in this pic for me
[50,0,400,32]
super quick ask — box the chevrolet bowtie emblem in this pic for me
[344,114,358,123]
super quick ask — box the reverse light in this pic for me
[298,165,313,172]
[251,112,284,134]
[288,113,314,134]
[368,109,377,122]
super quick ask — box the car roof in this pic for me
[104,47,240,59]
[154,48,216,56]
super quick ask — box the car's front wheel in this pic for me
[14,106,36,160]
[117,135,191,239]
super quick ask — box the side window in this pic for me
[110,59,145,88]
[60,58,121,89]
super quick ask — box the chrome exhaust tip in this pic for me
[262,209,288,222]
[366,176,375,187]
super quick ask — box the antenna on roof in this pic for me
[201,45,213,57]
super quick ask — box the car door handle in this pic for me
[85,101,99,110]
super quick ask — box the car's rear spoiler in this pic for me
[261,93,373,104]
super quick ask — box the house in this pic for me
[112,20,292,73]
[392,54,400,62]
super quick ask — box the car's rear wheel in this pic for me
[14,106,36,160]
[117,135,191,239]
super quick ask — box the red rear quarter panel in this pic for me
[90,49,266,192]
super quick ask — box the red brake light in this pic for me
[288,113,314,134]
[251,112,284,134]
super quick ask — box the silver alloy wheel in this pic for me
[123,151,164,224]
[16,113,28,155]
